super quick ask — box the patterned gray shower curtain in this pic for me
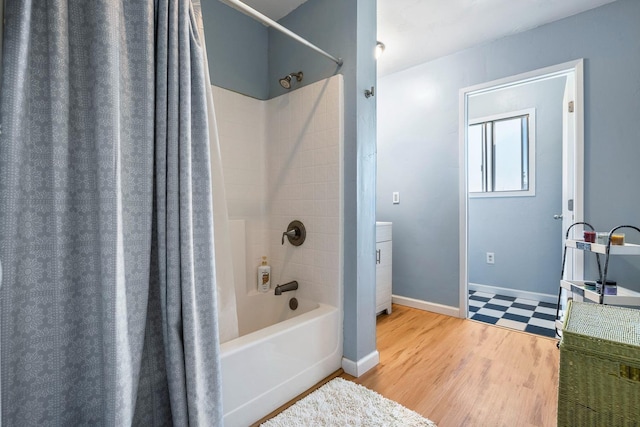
[0,0,222,425]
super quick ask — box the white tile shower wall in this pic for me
[211,86,269,294]
[266,76,343,308]
[212,76,343,309]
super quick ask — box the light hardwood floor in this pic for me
[257,303,559,426]
[344,304,559,427]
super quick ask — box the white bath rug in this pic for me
[260,377,437,427]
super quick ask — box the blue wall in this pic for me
[268,0,347,98]
[201,1,269,99]
[468,77,566,296]
[377,0,640,307]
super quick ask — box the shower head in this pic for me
[279,71,303,89]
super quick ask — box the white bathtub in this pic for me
[236,292,321,336]
[220,297,342,426]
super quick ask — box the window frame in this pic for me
[468,108,536,198]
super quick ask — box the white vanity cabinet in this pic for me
[376,222,393,315]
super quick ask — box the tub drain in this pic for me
[289,297,298,310]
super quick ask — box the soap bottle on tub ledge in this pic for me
[257,256,271,293]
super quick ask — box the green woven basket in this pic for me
[558,301,640,427]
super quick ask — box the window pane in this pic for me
[493,118,524,191]
[468,124,483,192]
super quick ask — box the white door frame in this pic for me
[458,59,584,318]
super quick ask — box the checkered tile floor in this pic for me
[468,290,558,338]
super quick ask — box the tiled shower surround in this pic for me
[212,75,343,311]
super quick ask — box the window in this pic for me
[468,109,535,197]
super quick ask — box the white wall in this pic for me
[266,77,343,308]
[212,86,269,295]
[212,75,343,325]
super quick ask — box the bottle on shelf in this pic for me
[257,256,271,293]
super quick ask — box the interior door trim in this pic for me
[457,59,585,318]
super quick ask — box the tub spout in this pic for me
[274,280,298,295]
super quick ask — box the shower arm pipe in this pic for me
[220,0,343,67]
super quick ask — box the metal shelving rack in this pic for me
[555,222,640,338]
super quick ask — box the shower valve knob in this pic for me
[282,229,297,245]
[281,220,306,246]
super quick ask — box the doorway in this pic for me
[458,60,584,337]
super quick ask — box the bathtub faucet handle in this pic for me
[282,229,297,245]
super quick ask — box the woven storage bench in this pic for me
[558,301,640,427]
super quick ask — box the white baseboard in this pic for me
[341,350,379,377]
[392,295,460,317]
[468,282,557,304]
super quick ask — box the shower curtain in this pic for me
[0,0,223,425]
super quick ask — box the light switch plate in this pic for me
[392,192,400,204]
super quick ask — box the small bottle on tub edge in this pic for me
[257,256,271,293]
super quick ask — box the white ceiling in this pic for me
[240,0,307,21]
[377,0,617,77]
[235,0,617,76]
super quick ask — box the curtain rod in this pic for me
[220,0,343,66]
